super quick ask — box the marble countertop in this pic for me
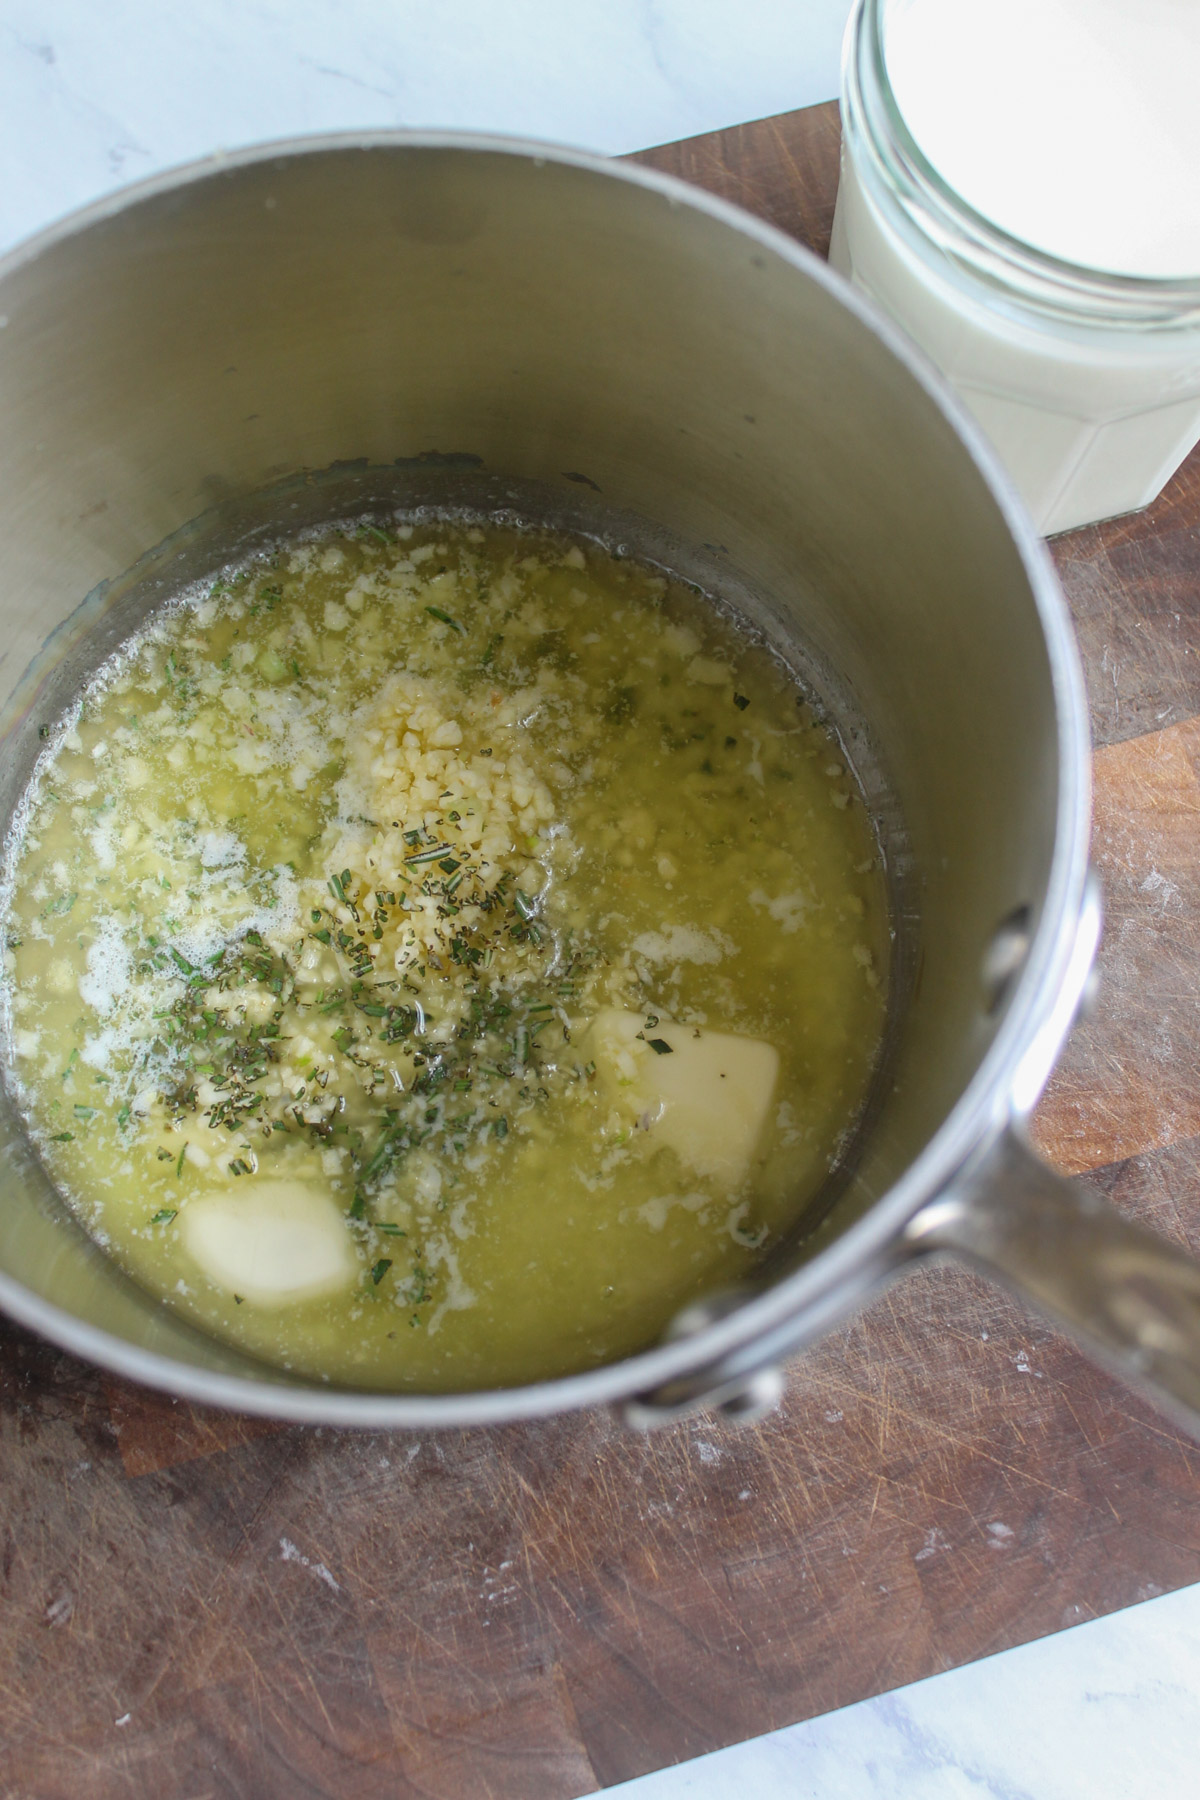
[2,3,1196,1795]
[609,1581,1200,1799]
[0,0,845,254]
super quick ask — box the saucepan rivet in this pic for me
[1078,965,1103,1023]
[982,904,1033,1013]
[715,1366,785,1424]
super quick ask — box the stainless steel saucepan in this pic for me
[1,135,1198,1433]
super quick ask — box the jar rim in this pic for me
[848,0,1200,327]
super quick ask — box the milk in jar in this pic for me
[831,0,1200,535]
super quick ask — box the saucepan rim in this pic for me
[0,129,1091,1425]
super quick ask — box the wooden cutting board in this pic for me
[4,101,1200,1798]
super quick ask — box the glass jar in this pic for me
[830,0,1200,536]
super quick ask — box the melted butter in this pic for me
[0,520,888,1390]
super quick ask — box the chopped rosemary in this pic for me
[425,605,464,632]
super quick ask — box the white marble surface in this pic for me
[605,1580,1200,1800]
[0,0,847,255]
[3,5,1197,1796]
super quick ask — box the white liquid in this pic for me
[888,0,1200,279]
[832,0,1200,535]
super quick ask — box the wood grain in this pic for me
[3,1272,1198,1797]
[636,102,844,261]
[1052,448,1200,750]
[1033,718,1200,1173]
[2,99,1200,1799]
[104,1377,284,1478]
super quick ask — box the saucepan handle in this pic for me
[906,1127,1200,1435]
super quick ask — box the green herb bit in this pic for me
[73,1104,96,1121]
[150,1208,178,1225]
[425,605,464,633]
[647,1038,674,1055]
[176,1142,188,1177]
[370,1257,393,1286]
[493,1116,508,1140]
[49,1131,74,1143]
[733,693,750,710]
[348,1191,367,1220]
[376,1222,406,1238]
[156,1147,173,1162]
[41,891,77,919]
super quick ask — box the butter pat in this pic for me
[588,1008,779,1187]
[183,1180,356,1306]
